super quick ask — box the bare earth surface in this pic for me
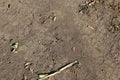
[0,0,120,80]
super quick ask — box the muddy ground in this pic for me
[0,0,120,80]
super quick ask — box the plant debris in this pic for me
[87,25,95,30]
[38,61,79,80]
[24,62,34,73]
[50,13,57,21]
[52,16,57,21]
[23,74,28,80]
[85,0,94,5]
[72,47,76,52]
[79,4,89,14]
[39,15,49,24]
[78,0,99,14]
[86,0,99,6]
[10,42,19,53]
[73,62,81,68]
[109,16,120,32]
[39,12,57,24]
[109,2,120,11]
[38,74,49,79]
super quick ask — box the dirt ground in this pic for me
[0,0,120,80]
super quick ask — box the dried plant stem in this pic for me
[39,61,78,80]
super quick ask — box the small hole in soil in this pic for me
[33,52,35,54]
[8,4,11,8]
[101,69,104,71]
[8,61,11,63]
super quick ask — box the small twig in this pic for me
[87,25,95,30]
[39,61,78,80]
